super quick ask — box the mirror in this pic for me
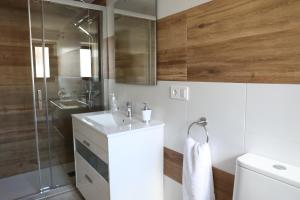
[114,0,156,85]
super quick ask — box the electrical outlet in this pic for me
[170,86,189,101]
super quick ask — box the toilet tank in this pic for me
[233,153,300,200]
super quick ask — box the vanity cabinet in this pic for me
[72,113,164,200]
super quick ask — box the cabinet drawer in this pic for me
[74,130,108,163]
[75,139,109,182]
[76,153,110,200]
[73,118,108,151]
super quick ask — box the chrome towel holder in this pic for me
[187,117,209,143]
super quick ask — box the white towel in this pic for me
[182,137,215,200]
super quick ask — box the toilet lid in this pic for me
[237,153,300,189]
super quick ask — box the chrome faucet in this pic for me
[126,102,132,119]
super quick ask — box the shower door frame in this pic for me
[27,0,107,194]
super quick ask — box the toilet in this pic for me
[233,153,300,200]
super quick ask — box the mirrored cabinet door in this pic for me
[114,0,156,85]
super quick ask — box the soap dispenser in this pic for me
[142,102,152,124]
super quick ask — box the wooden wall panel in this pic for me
[164,147,234,200]
[157,12,187,81]
[164,147,183,183]
[92,0,106,6]
[157,0,300,83]
[115,16,152,84]
[0,3,38,178]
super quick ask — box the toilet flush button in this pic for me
[273,164,287,170]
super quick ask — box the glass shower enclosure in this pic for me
[0,0,107,199]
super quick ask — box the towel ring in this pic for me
[187,117,209,143]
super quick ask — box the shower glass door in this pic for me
[29,0,105,192]
[0,1,40,199]
[0,0,105,199]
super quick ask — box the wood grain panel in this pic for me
[157,0,300,83]
[0,3,37,178]
[0,85,33,111]
[157,12,187,81]
[0,45,30,67]
[164,147,234,200]
[0,28,30,45]
[107,36,115,79]
[164,147,183,183]
[186,0,300,83]
[0,67,32,86]
[115,15,156,84]
[92,0,106,6]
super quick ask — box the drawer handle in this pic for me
[85,174,93,184]
[83,140,90,147]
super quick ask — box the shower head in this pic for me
[78,26,92,38]
[74,15,89,27]
[73,18,93,39]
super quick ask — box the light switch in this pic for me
[170,86,189,101]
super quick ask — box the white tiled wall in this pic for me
[114,81,246,174]
[164,176,182,200]
[245,84,300,167]
[112,80,300,199]
[187,82,246,172]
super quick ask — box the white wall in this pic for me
[245,84,300,167]
[157,0,211,19]
[114,81,246,173]
[112,80,300,199]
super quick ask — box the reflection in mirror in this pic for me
[35,46,50,78]
[114,0,156,16]
[80,48,92,77]
[114,0,156,85]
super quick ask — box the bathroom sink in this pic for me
[72,111,163,136]
[85,112,136,128]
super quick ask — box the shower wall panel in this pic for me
[0,1,38,178]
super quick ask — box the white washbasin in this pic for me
[86,113,118,127]
[85,113,136,128]
[72,111,163,136]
